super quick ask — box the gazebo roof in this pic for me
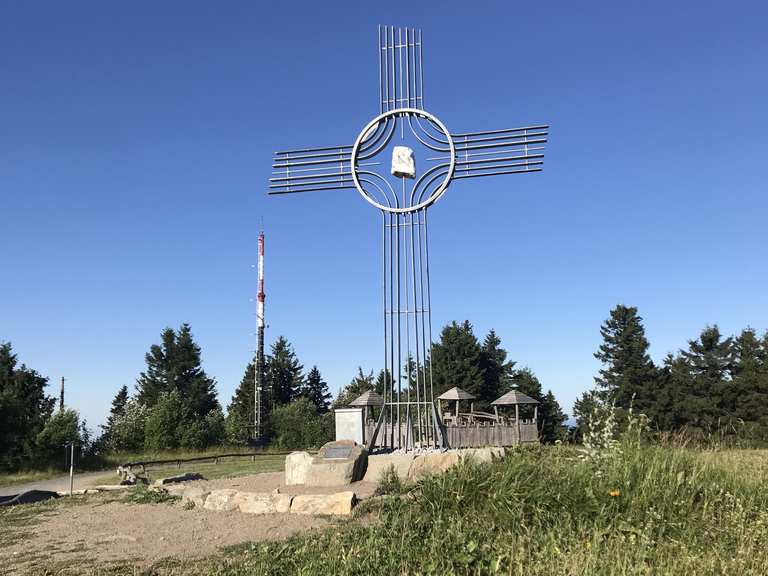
[349,390,384,407]
[437,386,476,401]
[491,390,539,406]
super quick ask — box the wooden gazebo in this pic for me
[349,390,384,422]
[437,387,476,424]
[491,390,539,423]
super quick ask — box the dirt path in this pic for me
[0,470,114,497]
[1,471,376,573]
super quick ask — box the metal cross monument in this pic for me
[268,26,548,451]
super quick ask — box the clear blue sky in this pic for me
[2,1,767,430]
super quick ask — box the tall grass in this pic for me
[195,438,768,575]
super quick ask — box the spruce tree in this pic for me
[136,327,176,408]
[678,325,735,428]
[732,329,768,432]
[100,385,129,445]
[299,366,331,414]
[540,390,568,443]
[594,305,659,414]
[0,342,55,470]
[135,324,219,416]
[226,361,256,445]
[266,336,303,407]
[430,320,485,398]
[478,329,515,406]
[174,323,220,417]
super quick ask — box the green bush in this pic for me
[34,408,87,466]
[107,399,148,452]
[144,390,184,450]
[269,398,333,450]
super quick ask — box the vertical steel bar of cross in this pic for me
[381,211,387,448]
[418,29,424,109]
[410,203,422,445]
[416,208,429,444]
[378,25,383,114]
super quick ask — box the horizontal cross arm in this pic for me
[269,144,358,195]
[450,124,549,180]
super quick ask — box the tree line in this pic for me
[575,304,768,442]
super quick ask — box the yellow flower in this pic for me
[608,489,621,497]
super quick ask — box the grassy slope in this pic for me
[195,444,768,576]
[3,446,767,575]
[0,449,287,488]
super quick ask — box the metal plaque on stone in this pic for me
[324,446,354,460]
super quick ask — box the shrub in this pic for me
[107,399,149,452]
[270,398,333,450]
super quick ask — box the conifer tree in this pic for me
[136,327,176,408]
[0,342,55,470]
[226,361,256,445]
[100,385,129,445]
[174,323,220,417]
[298,366,331,414]
[479,329,515,406]
[430,320,485,398]
[540,390,568,443]
[732,329,768,430]
[594,305,659,414]
[266,336,303,407]
[135,324,219,416]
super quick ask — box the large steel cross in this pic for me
[268,26,548,450]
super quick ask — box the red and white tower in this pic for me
[254,231,266,441]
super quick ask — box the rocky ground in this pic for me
[1,471,377,574]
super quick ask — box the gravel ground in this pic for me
[1,471,377,574]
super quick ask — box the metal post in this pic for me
[69,443,74,496]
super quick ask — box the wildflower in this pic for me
[608,489,621,497]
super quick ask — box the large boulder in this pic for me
[305,440,368,487]
[460,447,505,464]
[362,453,415,483]
[290,491,356,516]
[285,451,313,486]
[408,451,461,480]
[182,487,210,508]
[203,489,240,511]
[234,492,292,514]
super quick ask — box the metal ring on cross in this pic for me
[351,108,456,214]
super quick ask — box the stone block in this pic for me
[362,453,415,483]
[234,492,292,514]
[290,491,356,516]
[182,486,210,508]
[285,451,313,486]
[304,440,368,487]
[460,447,505,464]
[408,451,461,480]
[203,489,240,511]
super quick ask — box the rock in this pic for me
[363,453,415,483]
[285,451,313,486]
[305,440,368,487]
[234,492,292,514]
[182,487,210,508]
[408,451,461,480]
[93,484,133,491]
[203,489,240,511]
[290,491,356,516]
[460,447,505,464]
[153,472,205,486]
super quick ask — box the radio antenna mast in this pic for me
[254,230,266,441]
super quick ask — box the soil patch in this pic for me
[0,471,377,573]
